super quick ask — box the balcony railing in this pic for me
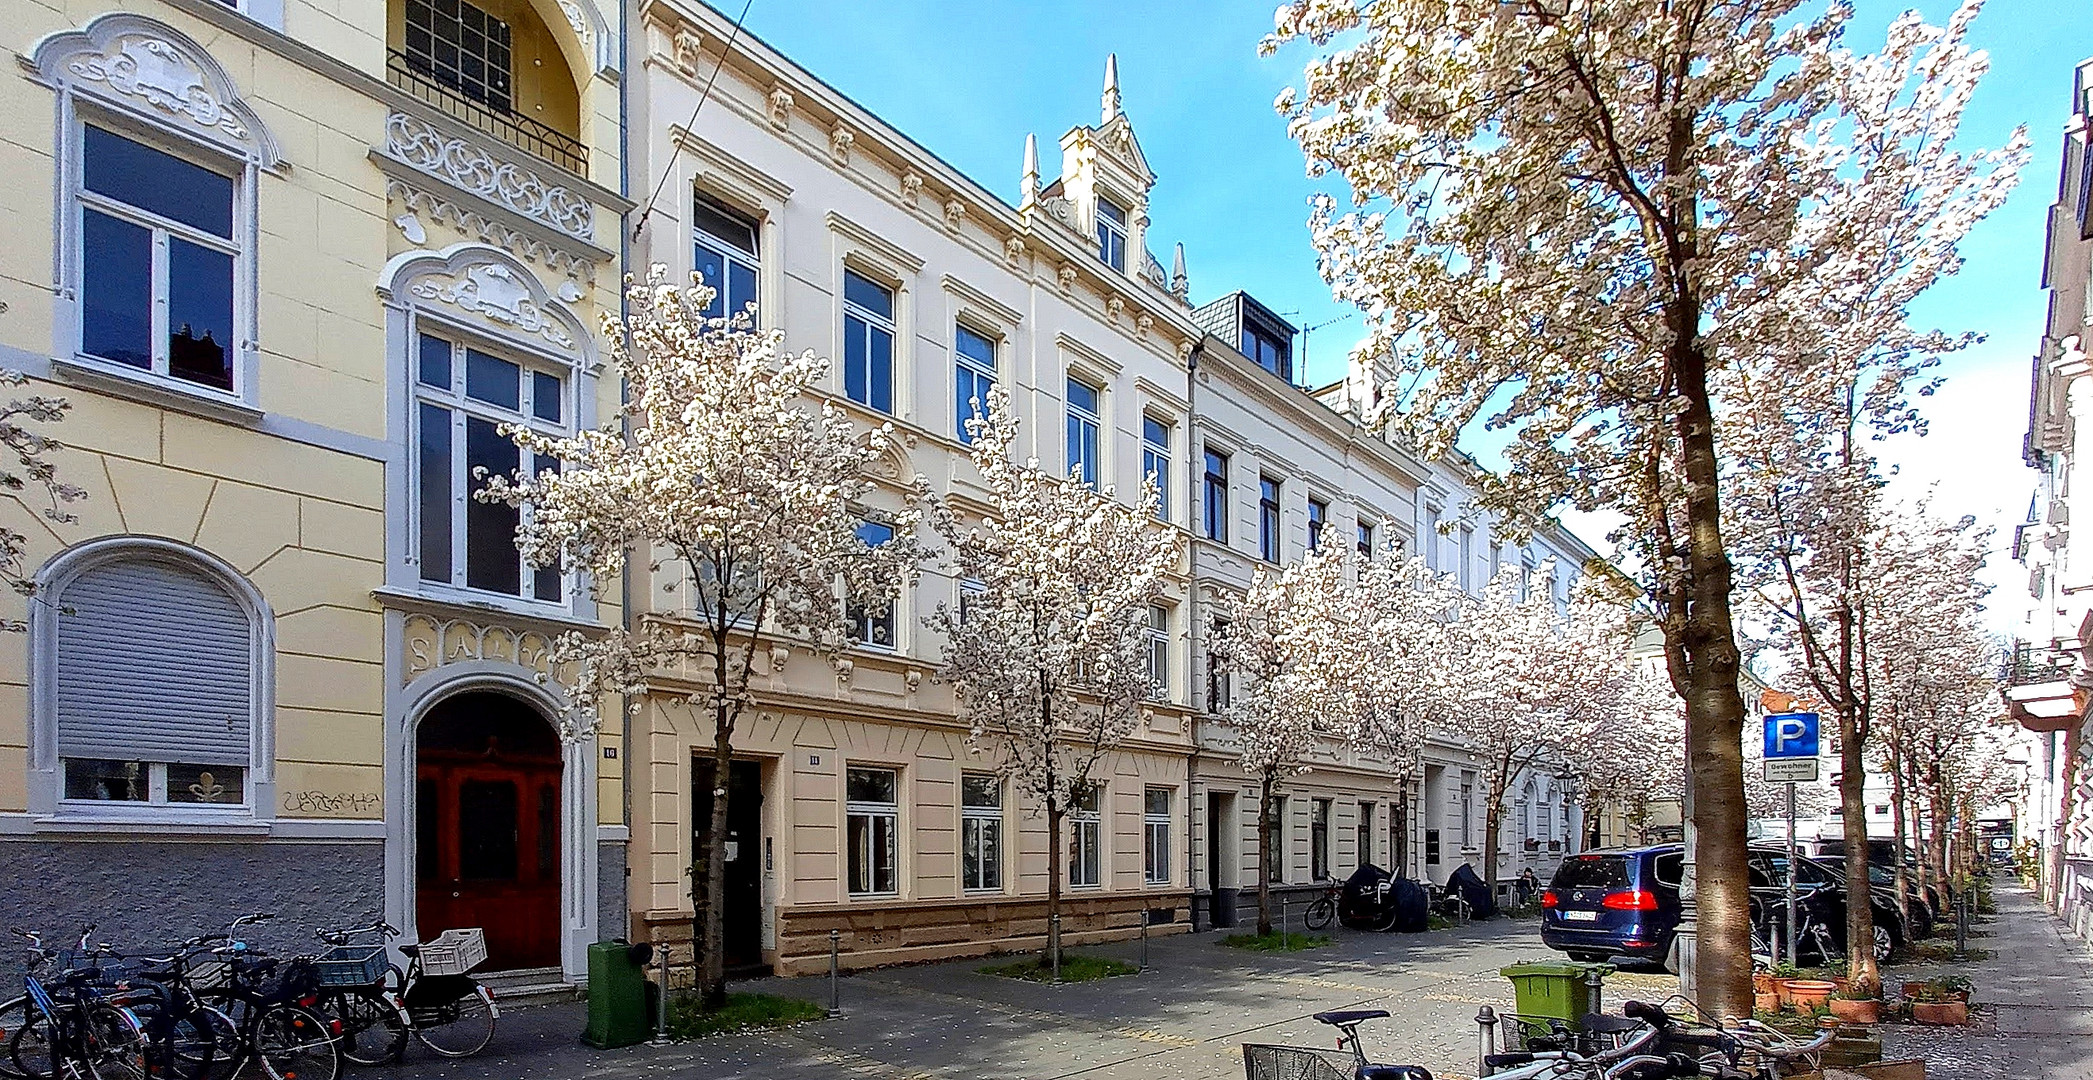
[2010,639,2077,687]
[386,50,587,176]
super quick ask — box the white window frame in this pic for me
[1311,797,1332,881]
[848,518,900,650]
[1069,784,1104,888]
[1146,603,1171,702]
[1144,787,1172,885]
[1266,794,1287,884]
[692,192,762,321]
[954,322,998,443]
[1356,801,1375,869]
[1095,195,1129,271]
[1307,497,1328,552]
[1357,520,1375,561]
[1258,477,1282,564]
[26,537,277,825]
[1067,377,1102,489]
[841,268,898,415]
[1141,415,1172,522]
[846,766,901,898]
[961,773,1004,893]
[411,321,574,607]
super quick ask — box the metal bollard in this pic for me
[1280,896,1288,938]
[1954,889,1971,960]
[1138,910,1149,971]
[828,928,842,1016]
[1585,965,1605,1016]
[647,943,672,1046]
[1475,1006,1498,1077]
[1050,913,1062,982]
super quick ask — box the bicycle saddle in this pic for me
[1358,1067,1431,1080]
[398,944,421,956]
[1312,1009,1389,1026]
[1580,1013,1644,1033]
[1484,1052,1537,1068]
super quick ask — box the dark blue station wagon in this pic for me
[1539,845,1685,964]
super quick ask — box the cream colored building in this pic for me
[626,3,1208,975]
[1,0,627,989]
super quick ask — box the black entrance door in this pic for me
[693,760,764,971]
[1207,791,1235,928]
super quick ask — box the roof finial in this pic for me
[1021,132,1040,206]
[1171,242,1188,300]
[1102,53,1121,123]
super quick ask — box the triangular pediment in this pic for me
[1096,113,1153,183]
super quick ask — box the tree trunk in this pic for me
[1671,333,1753,1021]
[698,701,734,1009]
[1837,700,1879,990]
[1484,750,1513,904]
[1045,797,1064,970]
[1393,782,1411,879]
[1887,737,1914,933]
[1256,776,1275,937]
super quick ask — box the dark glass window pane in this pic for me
[693,245,727,320]
[856,520,893,547]
[962,775,1000,808]
[868,326,892,413]
[465,416,521,594]
[63,759,147,802]
[956,325,995,366]
[419,403,453,582]
[693,196,758,256]
[83,126,233,239]
[531,371,562,422]
[465,349,520,410]
[846,768,897,804]
[844,315,868,405]
[1067,378,1098,414]
[457,779,518,879]
[167,238,234,390]
[1097,198,1127,226]
[842,270,892,321]
[419,334,452,388]
[1143,416,1169,447]
[531,453,562,601]
[167,763,244,804]
[727,259,758,319]
[80,209,151,368]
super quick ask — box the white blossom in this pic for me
[0,369,83,632]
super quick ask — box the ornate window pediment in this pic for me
[29,13,282,171]
[378,244,591,362]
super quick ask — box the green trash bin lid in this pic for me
[1500,961,1613,978]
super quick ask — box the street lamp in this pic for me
[1554,760,1582,855]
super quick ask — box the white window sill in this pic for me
[52,355,260,423]
[374,584,599,632]
[846,892,900,902]
[33,813,270,837]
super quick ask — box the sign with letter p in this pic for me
[1763,711,1820,759]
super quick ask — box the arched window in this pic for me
[30,539,274,818]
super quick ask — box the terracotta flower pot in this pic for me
[1827,997,1881,1023]
[1827,976,1851,994]
[1912,1000,1969,1025]
[1754,992,1780,1013]
[1786,979,1837,1011]
[1773,979,1797,1006]
[1753,973,1778,994]
[1900,981,1930,999]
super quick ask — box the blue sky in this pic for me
[734,1,2091,605]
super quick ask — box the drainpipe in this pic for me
[1184,339,1205,923]
[614,0,635,944]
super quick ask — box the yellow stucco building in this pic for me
[2,0,628,990]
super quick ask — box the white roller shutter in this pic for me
[52,557,252,765]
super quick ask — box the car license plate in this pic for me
[1563,910,1598,922]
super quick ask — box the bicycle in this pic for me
[1303,883,1341,932]
[307,922,496,1061]
[186,915,342,1080]
[7,928,149,1080]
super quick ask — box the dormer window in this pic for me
[1095,196,1128,272]
[1241,321,1292,383]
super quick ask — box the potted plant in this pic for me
[1909,981,1971,1025]
[1769,961,1800,1006]
[1936,975,1974,1003]
[1826,988,1881,1024]
[1785,978,1837,1012]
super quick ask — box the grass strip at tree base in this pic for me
[978,953,1139,982]
[667,991,826,1039]
[1221,931,1332,952]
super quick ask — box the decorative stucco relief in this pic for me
[384,112,594,241]
[30,13,281,167]
[386,180,599,284]
[407,261,578,350]
[403,613,563,685]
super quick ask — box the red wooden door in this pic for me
[416,693,562,971]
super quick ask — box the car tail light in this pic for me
[1602,889,1658,911]
[1540,890,1558,908]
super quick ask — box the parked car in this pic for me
[1803,836,1941,934]
[1538,845,1684,964]
[1745,844,1902,963]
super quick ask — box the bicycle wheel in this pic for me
[410,983,495,1059]
[252,1005,339,1080]
[83,1004,150,1080]
[1303,894,1336,931]
[5,1011,51,1080]
[320,990,406,1067]
[166,1006,240,1080]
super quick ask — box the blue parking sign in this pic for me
[1763,712,1819,759]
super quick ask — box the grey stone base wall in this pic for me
[0,837,383,952]
[598,839,627,942]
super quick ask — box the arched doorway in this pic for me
[416,690,562,971]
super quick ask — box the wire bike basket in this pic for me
[313,945,390,987]
[1242,1044,1352,1080]
[418,928,488,976]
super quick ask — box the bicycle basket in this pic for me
[416,929,487,976]
[1242,1044,1352,1080]
[314,945,390,987]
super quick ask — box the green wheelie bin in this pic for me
[1499,960,1615,1029]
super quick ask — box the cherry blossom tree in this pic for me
[1438,564,1637,900]
[1266,0,2026,1016]
[0,370,83,631]
[922,388,1181,969]
[481,268,921,1008]
[1570,665,1687,842]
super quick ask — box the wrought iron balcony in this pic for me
[386,50,586,176]
[2009,638,2077,687]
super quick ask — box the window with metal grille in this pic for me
[403,0,514,114]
